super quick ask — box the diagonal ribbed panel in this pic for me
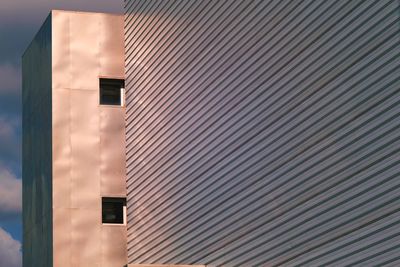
[124,0,400,266]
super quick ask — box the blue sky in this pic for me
[0,1,123,266]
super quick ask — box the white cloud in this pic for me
[0,116,20,165]
[0,167,22,215]
[0,227,22,267]
[0,64,20,95]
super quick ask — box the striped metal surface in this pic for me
[124,0,400,266]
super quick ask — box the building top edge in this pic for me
[51,9,123,17]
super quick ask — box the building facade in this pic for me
[124,1,400,266]
[22,10,126,267]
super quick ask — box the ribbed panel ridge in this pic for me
[124,1,400,266]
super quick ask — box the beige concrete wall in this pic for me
[51,10,126,267]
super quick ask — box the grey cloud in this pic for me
[0,64,21,95]
[0,227,22,267]
[0,116,21,169]
[0,166,22,215]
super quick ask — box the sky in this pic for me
[0,1,123,266]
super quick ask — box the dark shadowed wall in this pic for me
[124,1,400,266]
[22,14,53,267]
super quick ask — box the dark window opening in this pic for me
[102,197,126,224]
[99,78,125,105]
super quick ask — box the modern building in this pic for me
[124,1,400,266]
[23,2,400,267]
[22,10,126,267]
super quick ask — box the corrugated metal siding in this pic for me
[124,0,400,266]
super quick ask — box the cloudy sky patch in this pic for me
[0,227,22,267]
[0,116,21,171]
[0,64,21,95]
[0,166,22,217]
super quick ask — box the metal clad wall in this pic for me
[22,14,53,267]
[125,1,400,266]
[51,10,127,267]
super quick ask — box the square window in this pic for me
[102,197,126,224]
[99,78,125,106]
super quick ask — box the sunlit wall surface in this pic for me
[23,10,126,267]
[124,1,400,266]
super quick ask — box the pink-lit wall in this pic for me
[51,10,126,267]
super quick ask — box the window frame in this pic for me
[99,78,125,106]
[101,197,127,226]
